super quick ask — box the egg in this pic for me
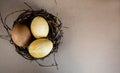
[31,16,49,38]
[28,38,53,58]
[11,23,31,47]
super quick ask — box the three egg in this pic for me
[11,16,53,58]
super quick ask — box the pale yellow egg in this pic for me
[31,16,49,38]
[11,23,31,47]
[28,39,53,58]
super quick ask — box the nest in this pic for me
[0,3,63,68]
[13,9,63,60]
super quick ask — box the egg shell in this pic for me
[28,38,53,58]
[11,23,31,47]
[31,16,49,38]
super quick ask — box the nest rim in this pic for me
[11,9,63,60]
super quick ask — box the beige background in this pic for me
[0,0,120,73]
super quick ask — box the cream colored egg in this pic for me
[11,23,31,47]
[28,39,53,58]
[31,16,49,38]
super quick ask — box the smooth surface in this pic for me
[31,16,49,38]
[11,23,31,47]
[0,0,120,73]
[29,39,53,58]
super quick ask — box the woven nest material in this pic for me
[12,9,63,60]
[0,2,63,68]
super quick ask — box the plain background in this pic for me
[0,0,120,73]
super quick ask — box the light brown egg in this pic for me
[28,38,53,58]
[31,16,49,38]
[11,23,31,47]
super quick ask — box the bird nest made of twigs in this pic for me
[13,9,63,60]
[0,3,63,68]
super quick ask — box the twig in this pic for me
[63,26,69,28]
[53,52,58,70]
[35,60,57,67]
[0,12,11,41]
[24,2,33,10]
[54,0,58,17]
[4,9,26,30]
[0,12,4,24]
[0,35,9,40]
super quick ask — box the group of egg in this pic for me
[11,16,53,58]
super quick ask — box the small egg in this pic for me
[11,23,31,47]
[31,16,49,38]
[28,39,53,58]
